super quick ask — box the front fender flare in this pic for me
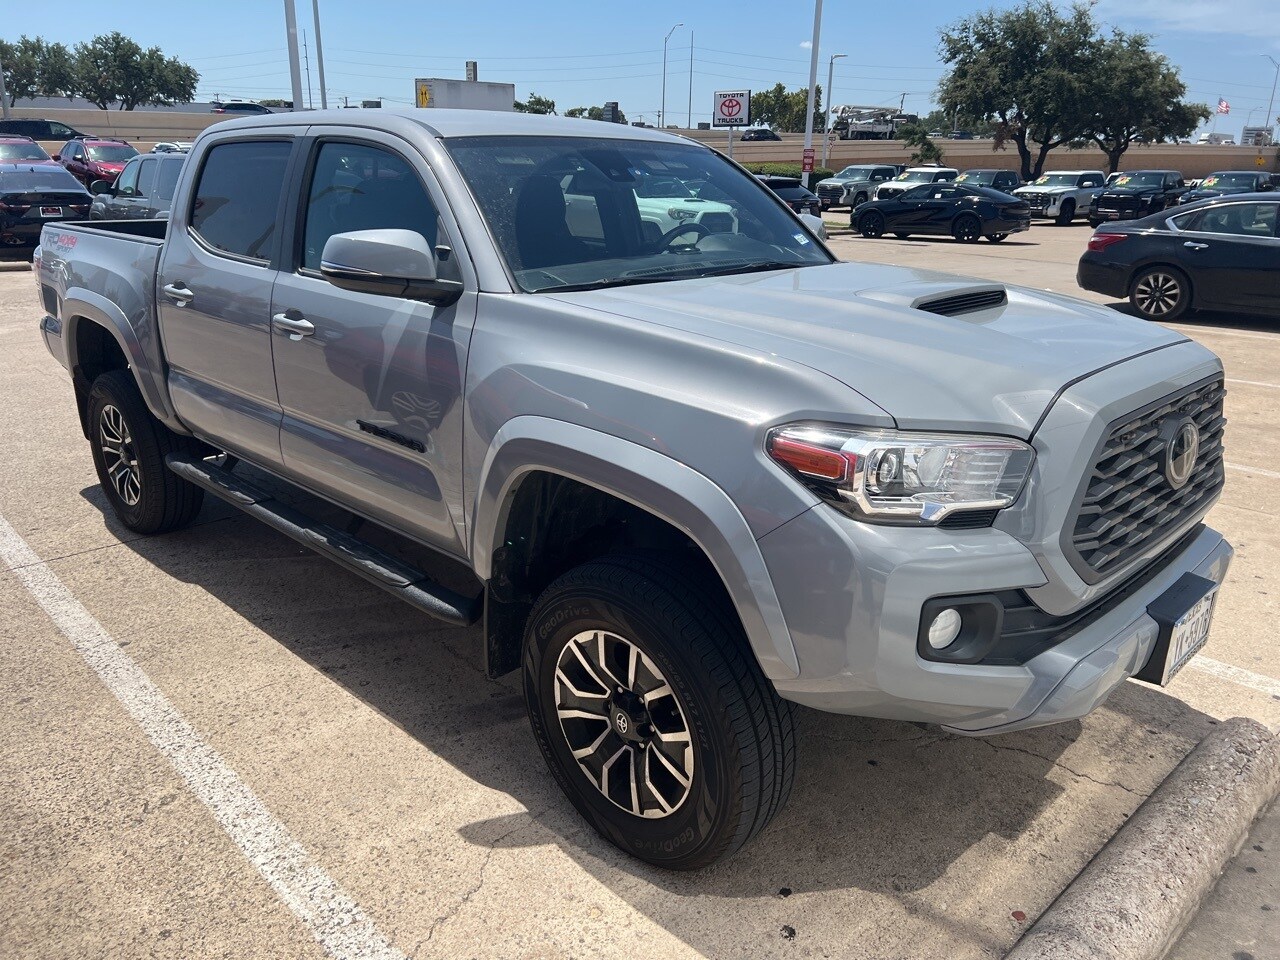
[63,286,182,430]
[471,417,801,681]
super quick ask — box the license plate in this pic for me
[1137,573,1219,685]
[40,206,63,217]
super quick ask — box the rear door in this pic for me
[268,131,476,553]
[1175,201,1280,313]
[157,130,305,466]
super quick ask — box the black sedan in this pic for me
[852,182,1030,242]
[1177,171,1273,205]
[755,175,822,217]
[0,163,92,252]
[1077,194,1279,321]
[739,128,782,141]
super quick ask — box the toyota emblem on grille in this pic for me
[1163,418,1200,490]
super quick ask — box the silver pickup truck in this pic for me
[34,110,1232,869]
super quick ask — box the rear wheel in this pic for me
[952,214,982,243]
[523,554,796,870]
[858,211,885,238]
[87,370,205,534]
[893,232,911,239]
[1055,199,1076,226]
[1129,266,1191,321]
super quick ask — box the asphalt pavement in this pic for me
[1,220,1277,959]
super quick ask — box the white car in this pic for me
[873,166,959,201]
[151,141,192,154]
[1012,170,1106,225]
[563,172,737,242]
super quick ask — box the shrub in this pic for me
[740,162,836,182]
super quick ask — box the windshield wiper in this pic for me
[688,260,808,279]
[532,260,809,294]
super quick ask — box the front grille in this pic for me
[1067,378,1225,581]
[917,288,1008,317]
[700,212,734,233]
[1019,192,1047,205]
[1097,196,1140,213]
[817,184,843,200]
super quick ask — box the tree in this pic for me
[0,36,74,105]
[1084,31,1208,172]
[514,93,556,114]
[71,32,198,110]
[937,2,1098,179]
[564,104,627,123]
[898,123,945,164]
[749,83,822,133]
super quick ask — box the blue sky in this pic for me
[12,0,1280,136]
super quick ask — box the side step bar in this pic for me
[166,453,481,628]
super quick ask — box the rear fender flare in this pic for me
[63,287,183,431]
[471,416,801,680]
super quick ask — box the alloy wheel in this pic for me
[99,404,141,506]
[1133,272,1182,317]
[554,629,694,819]
[954,216,981,242]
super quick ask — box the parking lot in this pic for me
[1,220,1278,960]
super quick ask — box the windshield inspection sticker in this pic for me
[793,233,810,245]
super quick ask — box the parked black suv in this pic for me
[1088,170,1186,225]
[0,118,92,141]
[739,128,782,142]
[956,169,1022,192]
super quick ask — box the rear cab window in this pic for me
[189,140,292,262]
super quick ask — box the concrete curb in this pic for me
[1005,716,1280,960]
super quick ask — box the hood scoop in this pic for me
[859,281,1009,318]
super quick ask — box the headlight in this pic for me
[766,424,1034,524]
[668,207,697,220]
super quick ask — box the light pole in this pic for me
[660,23,683,129]
[1265,56,1279,147]
[283,0,305,112]
[801,0,823,188]
[312,0,328,109]
[821,53,846,168]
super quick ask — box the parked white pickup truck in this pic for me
[1012,170,1107,225]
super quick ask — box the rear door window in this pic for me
[135,158,156,198]
[189,140,292,261]
[155,158,183,202]
[1184,203,1278,239]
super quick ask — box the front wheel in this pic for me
[87,370,205,534]
[1129,265,1191,321]
[952,214,982,243]
[858,211,885,238]
[986,233,1008,243]
[523,554,796,870]
[1055,200,1076,226]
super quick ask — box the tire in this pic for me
[1087,218,1102,228]
[523,553,796,870]
[852,191,868,208]
[893,232,910,239]
[87,369,205,534]
[858,211,885,238]
[952,214,982,243]
[1129,265,1191,321]
[1055,199,1076,226]
[986,233,1008,243]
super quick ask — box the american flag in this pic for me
[1216,98,1231,115]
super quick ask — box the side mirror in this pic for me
[90,180,113,195]
[320,228,462,306]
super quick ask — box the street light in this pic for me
[1265,55,1279,147]
[800,0,823,189]
[821,53,846,168]
[660,23,684,129]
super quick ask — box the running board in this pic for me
[165,454,481,628]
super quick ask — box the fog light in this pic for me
[927,608,962,649]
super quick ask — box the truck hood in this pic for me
[1015,184,1076,195]
[547,261,1187,437]
[1099,186,1161,198]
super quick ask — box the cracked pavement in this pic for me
[2,222,1279,960]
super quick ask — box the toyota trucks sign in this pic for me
[713,90,751,127]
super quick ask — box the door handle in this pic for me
[272,312,315,340]
[162,281,194,305]
[1183,241,1208,250]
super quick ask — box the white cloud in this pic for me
[1091,0,1280,44]
[799,40,812,49]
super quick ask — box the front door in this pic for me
[157,134,301,467]
[1178,201,1280,313]
[268,134,475,554]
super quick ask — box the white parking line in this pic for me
[0,512,405,960]
[1173,326,1280,344]
[1226,378,1280,390]
[1226,463,1280,480]
[1189,656,1280,700]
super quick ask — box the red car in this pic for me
[0,136,59,166]
[54,137,139,188]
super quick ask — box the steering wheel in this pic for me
[655,221,711,250]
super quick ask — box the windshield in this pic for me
[0,142,51,162]
[1201,173,1257,189]
[956,171,996,185]
[1031,174,1083,187]
[836,166,878,179]
[445,135,831,294]
[1109,173,1164,188]
[87,144,138,163]
[0,167,85,193]
[895,170,939,182]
